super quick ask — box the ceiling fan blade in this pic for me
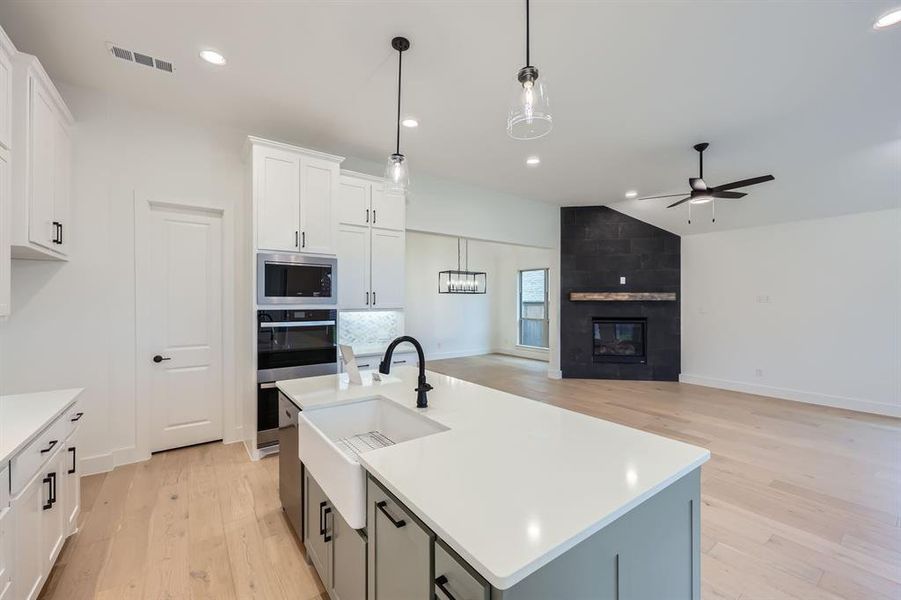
[711,191,747,199]
[712,175,774,191]
[635,193,687,201]
[666,197,692,208]
[689,177,707,191]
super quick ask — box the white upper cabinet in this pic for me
[371,186,405,232]
[299,156,338,254]
[0,29,11,151]
[336,172,406,310]
[10,52,74,261]
[249,137,343,256]
[255,146,301,252]
[0,31,12,318]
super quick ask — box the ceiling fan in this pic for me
[637,143,774,222]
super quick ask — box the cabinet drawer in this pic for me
[66,405,84,439]
[10,414,68,497]
[435,539,490,600]
[389,352,418,368]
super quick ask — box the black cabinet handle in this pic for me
[50,472,57,504]
[68,446,77,474]
[42,475,53,510]
[59,222,63,244]
[435,575,458,600]
[365,208,369,223]
[52,221,60,244]
[372,291,376,305]
[40,439,58,454]
[153,355,171,363]
[323,507,332,542]
[319,501,327,535]
[373,209,377,224]
[376,500,406,528]
[295,231,299,247]
[302,231,306,248]
[365,291,369,305]
[71,411,84,422]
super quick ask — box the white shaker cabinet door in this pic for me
[40,448,66,574]
[28,79,56,252]
[0,501,11,600]
[13,471,46,600]
[338,176,370,227]
[370,228,405,309]
[336,224,370,310]
[299,156,338,255]
[370,187,404,232]
[51,118,71,256]
[255,147,301,252]
[0,149,10,317]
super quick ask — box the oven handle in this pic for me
[259,321,336,328]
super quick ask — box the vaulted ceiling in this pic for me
[1,1,898,234]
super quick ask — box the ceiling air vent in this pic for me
[106,43,174,74]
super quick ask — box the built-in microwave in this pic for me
[257,253,337,306]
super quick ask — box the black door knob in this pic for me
[152,355,171,363]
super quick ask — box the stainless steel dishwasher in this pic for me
[278,392,303,539]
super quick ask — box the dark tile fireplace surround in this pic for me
[561,206,680,381]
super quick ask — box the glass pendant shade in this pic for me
[438,270,487,294]
[507,68,552,140]
[384,153,409,193]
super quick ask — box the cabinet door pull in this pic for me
[302,231,306,248]
[375,500,406,528]
[392,359,407,365]
[71,411,84,422]
[319,500,327,535]
[323,506,332,542]
[435,575,458,600]
[68,446,77,474]
[59,222,63,244]
[372,291,376,306]
[295,231,299,247]
[49,472,57,505]
[42,475,53,510]
[365,291,369,305]
[373,209,377,224]
[365,208,369,223]
[52,221,60,244]
[40,439,58,454]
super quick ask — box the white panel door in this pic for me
[371,188,405,232]
[370,228,405,309]
[0,45,10,151]
[256,148,300,252]
[40,448,66,573]
[28,79,56,251]
[64,437,80,533]
[338,176,370,227]
[145,204,224,452]
[0,500,12,600]
[300,156,338,254]
[336,224,370,309]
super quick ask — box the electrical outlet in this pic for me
[620,276,627,285]
[755,368,764,377]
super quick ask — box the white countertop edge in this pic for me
[360,451,710,590]
[0,388,84,465]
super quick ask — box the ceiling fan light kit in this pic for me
[384,36,411,192]
[507,0,553,140]
[637,142,774,223]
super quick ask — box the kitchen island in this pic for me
[277,366,709,599]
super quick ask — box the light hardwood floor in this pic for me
[40,354,900,599]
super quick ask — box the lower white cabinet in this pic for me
[7,401,82,600]
[0,466,11,600]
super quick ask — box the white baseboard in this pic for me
[79,452,114,476]
[547,369,562,380]
[679,373,901,418]
[425,348,492,361]
[492,347,550,362]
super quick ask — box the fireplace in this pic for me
[592,318,647,363]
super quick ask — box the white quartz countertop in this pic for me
[277,367,709,590]
[0,388,84,465]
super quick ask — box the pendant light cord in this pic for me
[525,0,530,66]
[395,47,403,156]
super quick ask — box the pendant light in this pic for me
[385,36,411,192]
[438,238,487,294]
[507,0,552,140]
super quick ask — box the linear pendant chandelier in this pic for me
[439,238,487,294]
[385,36,411,192]
[507,0,552,140]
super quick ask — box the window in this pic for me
[518,269,549,349]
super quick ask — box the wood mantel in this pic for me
[569,292,678,302]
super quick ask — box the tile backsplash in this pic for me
[338,310,404,353]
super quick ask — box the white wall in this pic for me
[681,208,901,417]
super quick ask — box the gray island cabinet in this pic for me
[365,471,700,600]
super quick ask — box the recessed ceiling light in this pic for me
[624,190,638,199]
[874,8,901,29]
[526,156,541,166]
[401,118,419,128]
[199,49,227,66]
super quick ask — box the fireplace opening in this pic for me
[592,318,647,363]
